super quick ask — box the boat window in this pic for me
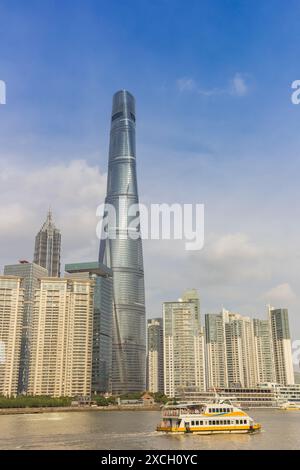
[212,420,216,425]
[191,421,194,426]
[200,421,203,425]
[244,420,247,424]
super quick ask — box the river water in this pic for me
[0,409,299,450]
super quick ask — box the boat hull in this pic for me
[157,424,261,434]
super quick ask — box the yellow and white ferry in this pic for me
[157,400,261,434]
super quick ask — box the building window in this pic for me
[112,111,123,121]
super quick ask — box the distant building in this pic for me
[163,290,206,398]
[147,318,164,393]
[223,309,257,388]
[269,306,294,385]
[205,313,228,388]
[178,383,300,408]
[4,261,48,393]
[65,262,113,394]
[252,318,275,384]
[142,392,155,406]
[182,289,201,324]
[0,276,24,396]
[28,277,94,397]
[295,372,300,384]
[33,209,61,277]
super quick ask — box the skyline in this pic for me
[1,1,300,341]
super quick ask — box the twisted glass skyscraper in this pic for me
[99,90,146,394]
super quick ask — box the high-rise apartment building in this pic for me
[65,262,113,394]
[223,310,257,388]
[163,291,206,398]
[0,276,24,397]
[3,261,48,393]
[205,313,228,388]
[182,289,200,323]
[28,278,94,397]
[269,306,294,385]
[33,209,61,277]
[99,90,146,394]
[147,318,164,393]
[252,318,275,384]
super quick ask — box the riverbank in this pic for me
[0,404,161,415]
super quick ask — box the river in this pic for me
[0,409,299,450]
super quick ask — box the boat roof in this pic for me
[164,401,234,409]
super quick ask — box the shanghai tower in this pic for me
[99,90,146,394]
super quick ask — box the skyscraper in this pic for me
[252,318,275,384]
[269,306,294,385]
[223,309,257,388]
[33,209,61,277]
[65,262,113,394]
[28,277,94,397]
[205,313,228,389]
[99,90,146,394]
[147,318,164,393]
[0,276,24,397]
[3,261,48,393]
[163,291,206,398]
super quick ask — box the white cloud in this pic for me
[0,159,107,268]
[209,233,260,260]
[176,78,197,92]
[263,283,296,305]
[230,73,248,96]
[176,73,250,97]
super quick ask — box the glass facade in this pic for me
[99,90,146,394]
[33,209,61,277]
[92,275,113,393]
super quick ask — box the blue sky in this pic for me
[0,0,300,351]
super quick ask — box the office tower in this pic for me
[223,310,257,388]
[252,318,275,384]
[99,90,146,394]
[28,278,94,397]
[147,318,164,393]
[269,306,294,385]
[65,262,113,394]
[33,209,61,277]
[205,313,228,389]
[0,276,24,396]
[4,261,48,393]
[163,291,206,398]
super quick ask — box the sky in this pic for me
[0,0,300,354]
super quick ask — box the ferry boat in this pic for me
[157,400,261,434]
[278,401,300,411]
